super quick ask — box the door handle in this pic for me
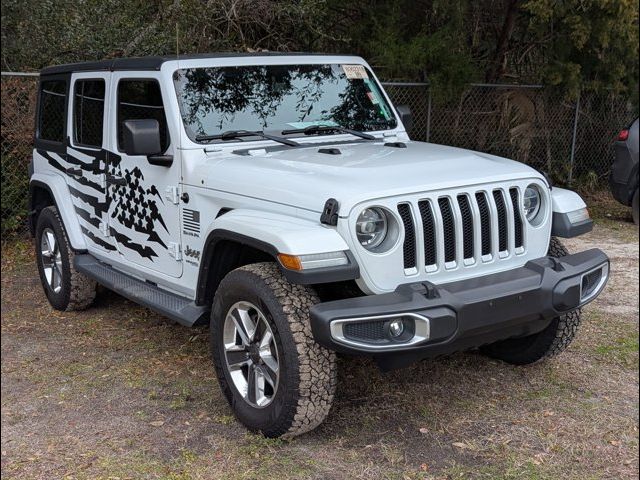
[106,175,127,187]
[65,167,82,176]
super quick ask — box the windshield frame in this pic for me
[169,57,402,147]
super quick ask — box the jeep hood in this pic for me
[191,140,545,216]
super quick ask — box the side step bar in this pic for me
[74,254,209,327]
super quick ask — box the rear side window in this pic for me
[73,79,105,148]
[38,80,67,142]
[117,79,170,152]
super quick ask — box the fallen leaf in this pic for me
[452,442,467,449]
[419,427,429,434]
[149,420,165,427]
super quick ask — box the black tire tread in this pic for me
[481,237,582,365]
[38,206,96,311]
[213,262,337,438]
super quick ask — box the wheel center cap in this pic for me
[248,344,261,364]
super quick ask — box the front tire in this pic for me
[632,188,639,226]
[480,237,582,365]
[35,206,97,311]
[210,262,337,438]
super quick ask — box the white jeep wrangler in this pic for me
[29,53,609,437]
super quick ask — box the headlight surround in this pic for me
[523,184,542,223]
[356,208,388,250]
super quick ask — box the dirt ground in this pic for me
[2,200,638,480]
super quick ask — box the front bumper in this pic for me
[310,249,609,369]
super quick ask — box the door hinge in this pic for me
[165,186,181,205]
[168,242,182,261]
[99,221,110,237]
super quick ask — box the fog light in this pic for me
[388,318,404,338]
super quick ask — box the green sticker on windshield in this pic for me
[364,79,391,121]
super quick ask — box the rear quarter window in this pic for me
[38,79,67,142]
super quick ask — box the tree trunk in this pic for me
[485,0,520,83]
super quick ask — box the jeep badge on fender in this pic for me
[29,53,609,438]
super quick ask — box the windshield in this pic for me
[172,64,397,142]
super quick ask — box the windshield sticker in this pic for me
[363,79,391,120]
[342,64,369,80]
[286,120,339,129]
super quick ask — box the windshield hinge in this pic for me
[168,242,182,261]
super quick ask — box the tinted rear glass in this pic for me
[38,80,67,142]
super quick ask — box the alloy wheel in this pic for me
[223,301,280,408]
[40,227,63,293]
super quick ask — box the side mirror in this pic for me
[122,119,162,156]
[396,105,413,132]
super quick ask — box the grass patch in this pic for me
[594,332,639,368]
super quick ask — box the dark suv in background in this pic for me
[610,118,639,225]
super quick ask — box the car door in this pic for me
[105,73,183,277]
[65,72,117,255]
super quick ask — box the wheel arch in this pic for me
[195,230,278,307]
[194,209,358,307]
[29,174,87,251]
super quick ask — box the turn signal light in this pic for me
[277,253,303,271]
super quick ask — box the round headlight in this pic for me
[523,185,542,222]
[356,208,388,249]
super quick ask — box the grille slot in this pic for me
[509,188,524,248]
[398,203,417,270]
[475,192,492,256]
[493,190,508,252]
[457,195,474,259]
[418,200,437,266]
[438,197,456,263]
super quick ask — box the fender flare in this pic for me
[550,187,593,238]
[29,173,87,251]
[195,210,359,305]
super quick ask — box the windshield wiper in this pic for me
[195,130,300,147]
[280,124,376,140]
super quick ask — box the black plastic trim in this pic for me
[310,248,609,370]
[551,211,593,238]
[28,180,55,236]
[195,229,360,305]
[74,254,209,327]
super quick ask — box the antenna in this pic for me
[175,0,180,58]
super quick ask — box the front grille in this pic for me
[399,185,527,273]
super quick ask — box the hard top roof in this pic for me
[40,52,356,76]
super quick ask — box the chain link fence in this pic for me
[1,72,637,239]
[381,82,637,188]
[2,73,38,239]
